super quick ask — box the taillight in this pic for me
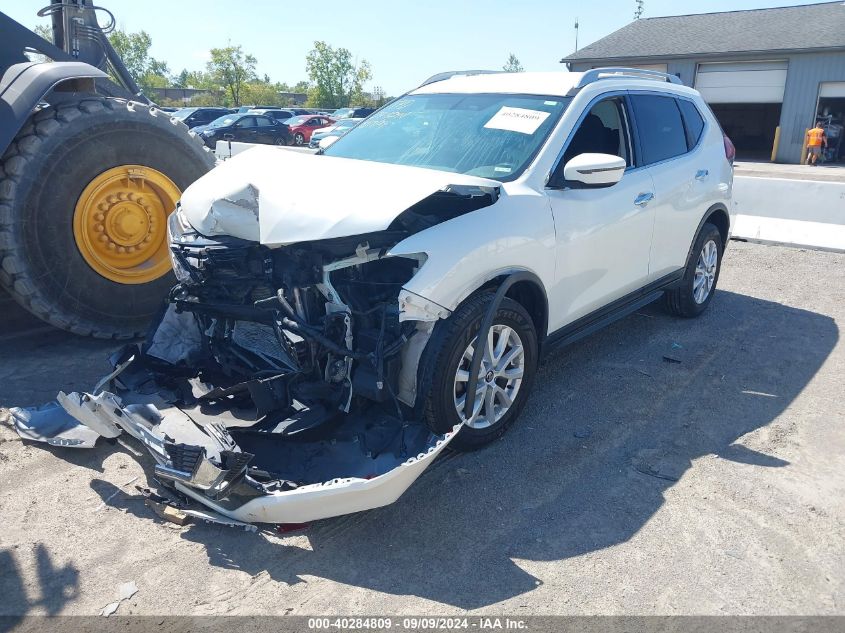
[723,134,736,164]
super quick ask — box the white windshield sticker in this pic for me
[484,106,550,135]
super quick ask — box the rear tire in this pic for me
[664,222,723,318]
[0,97,215,338]
[417,292,538,451]
[294,132,305,146]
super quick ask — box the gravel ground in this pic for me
[0,240,843,617]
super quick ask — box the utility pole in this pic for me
[574,17,579,52]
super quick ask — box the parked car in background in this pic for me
[236,105,276,113]
[332,106,375,119]
[194,113,292,148]
[248,108,297,123]
[170,107,232,129]
[309,117,363,148]
[286,114,335,145]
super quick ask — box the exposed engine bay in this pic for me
[10,147,505,526]
[14,231,457,525]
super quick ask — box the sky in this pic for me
[2,0,836,96]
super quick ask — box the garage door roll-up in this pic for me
[695,61,788,104]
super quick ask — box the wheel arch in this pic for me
[470,270,549,350]
[685,203,730,269]
[0,61,108,153]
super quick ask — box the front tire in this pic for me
[0,97,215,338]
[664,221,723,318]
[418,292,538,451]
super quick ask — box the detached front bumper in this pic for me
[12,384,459,525]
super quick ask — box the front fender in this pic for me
[389,188,556,318]
[0,61,108,151]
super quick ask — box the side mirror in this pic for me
[553,153,626,189]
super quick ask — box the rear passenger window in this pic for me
[677,99,705,150]
[630,95,688,165]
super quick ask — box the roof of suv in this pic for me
[411,70,698,99]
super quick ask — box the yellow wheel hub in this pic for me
[73,165,180,284]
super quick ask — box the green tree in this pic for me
[207,45,257,107]
[305,41,372,108]
[108,29,171,94]
[503,53,524,73]
[242,80,284,107]
[173,69,191,88]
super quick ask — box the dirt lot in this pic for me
[1,240,843,617]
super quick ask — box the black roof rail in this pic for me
[568,67,683,95]
[418,69,504,88]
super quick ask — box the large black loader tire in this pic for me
[0,96,215,338]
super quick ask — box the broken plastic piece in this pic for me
[9,402,100,448]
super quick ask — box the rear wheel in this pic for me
[294,132,305,146]
[0,97,215,338]
[418,292,538,451]
[664,222,723,318]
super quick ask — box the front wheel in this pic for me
[664,221,723,318]
[417,293,538,451]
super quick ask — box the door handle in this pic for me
[695,169,709,180]
[634,192,654,206]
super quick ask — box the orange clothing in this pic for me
[807,127,826,147]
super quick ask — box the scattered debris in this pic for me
[180,507,258,532]
[118,581,138,601]
[145,499,190,526]
[573,427,592,439]
[94,476,140,512]
[100,602,120,617]
[100,581,138,617]
[276,522,311,533]
[662,355,682,364]
[634,368,653,378]
[671,342,683,350]
[634,462,680,482]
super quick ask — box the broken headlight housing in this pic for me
[167,205,200,282]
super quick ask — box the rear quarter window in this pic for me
[677,99,705,150]
[630,94,688,165]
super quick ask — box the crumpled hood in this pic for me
[179,145,500,246]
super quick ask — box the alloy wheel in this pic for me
[693,239,718,304]
[453,324,525,429]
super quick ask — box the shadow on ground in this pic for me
[12,289,840,610]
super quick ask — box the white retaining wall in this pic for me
[732,176,845,252]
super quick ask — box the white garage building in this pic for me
[562,2,845,164]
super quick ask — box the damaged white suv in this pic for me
[14,69,733,526]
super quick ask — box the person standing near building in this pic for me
[805,122,827,166]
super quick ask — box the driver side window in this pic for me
[562,97,631,168]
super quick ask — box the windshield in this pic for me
[287,116,308,126]
[323,93,570,180]
[171,108,196,120]
[208,115,239,128]
[332,108,354,119]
